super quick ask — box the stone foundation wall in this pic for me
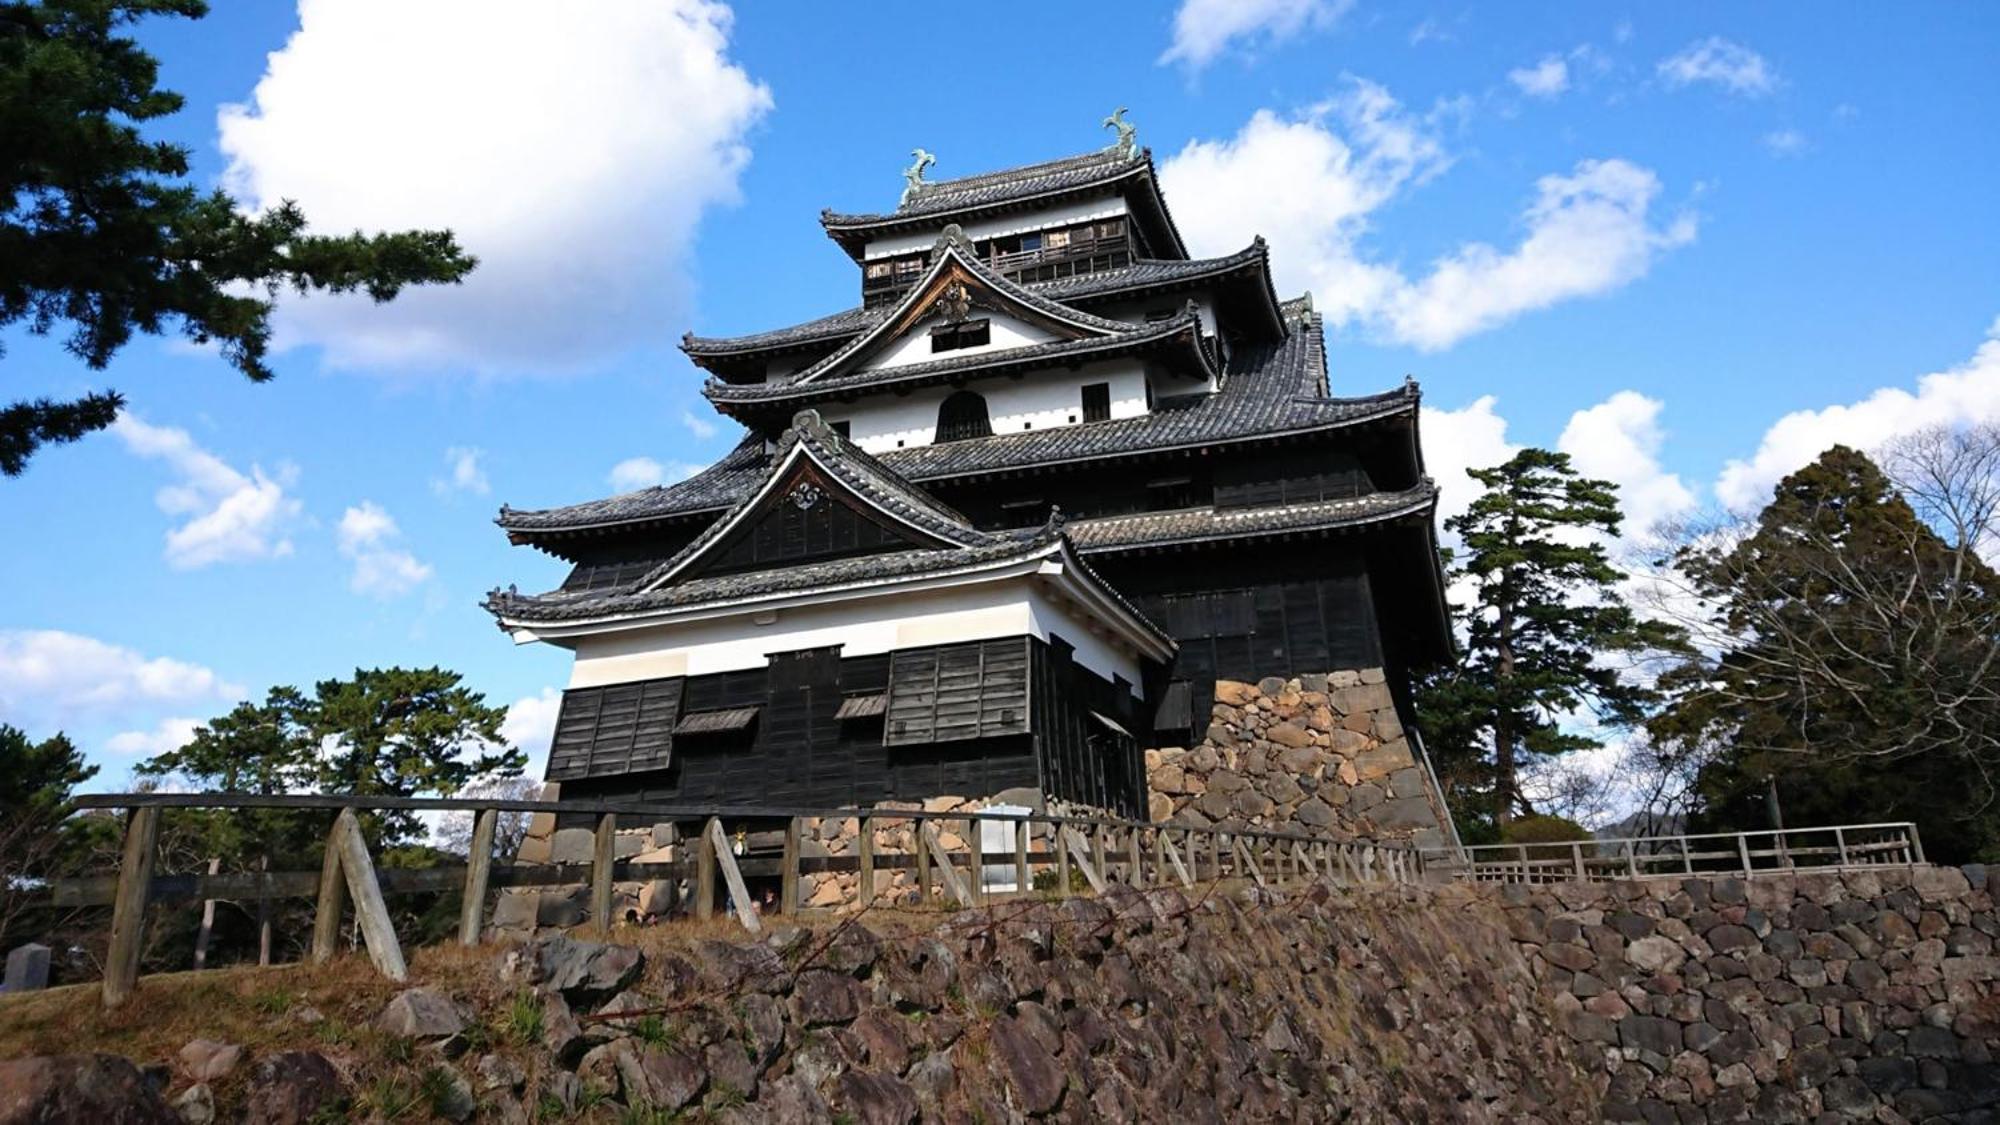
[1146,669,1454,851]
[1506,865,2000,1122]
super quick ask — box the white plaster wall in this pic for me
[863,196,1129,261]
[867,311,1054,371]
[822,358,1149,454]
[564,577,1145,697]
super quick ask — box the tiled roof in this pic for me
[489,533,1058,624]
[497,306,1419,536]
[630,409,1000,592]
[821,149,1145,228]
[1067,482,1439,553]
[681,241,1272,362]
[706,312,1209,410]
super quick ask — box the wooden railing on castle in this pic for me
[58,794,1426,1010]
[1426,822,1924,886]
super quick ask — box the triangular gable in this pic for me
[793,229,1140,387]
[639,411,995,592]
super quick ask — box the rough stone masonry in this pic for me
[1147,669,1455,851]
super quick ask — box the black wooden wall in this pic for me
[555,635,1146,815]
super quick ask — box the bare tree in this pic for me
[432,775,544,862]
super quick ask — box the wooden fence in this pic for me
[1425,822,1924,885]
[58,793,1425,1010]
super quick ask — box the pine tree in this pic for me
[1418,448,1683,834]
[1,1,476,475]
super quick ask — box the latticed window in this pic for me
[935,390,992,443]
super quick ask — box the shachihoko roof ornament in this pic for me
[900,148,936,206]
[1102,107,1137,160]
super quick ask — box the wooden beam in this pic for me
[1060,827,1108,893]
[331,809,407,981]
[590,813,618,936]
[1239,835,1266,887]
[707,818,762,936]
[1127,826,1143,888]
[780,817,802,916]
[459,809,498,946]
[922,823,971,907]
[102,806,160,1009]
[1162,831,1193,888]
[311,814,347,964]
[857,816,876,906]
[695,817,719,921]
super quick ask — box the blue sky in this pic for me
[4,1,1997,784]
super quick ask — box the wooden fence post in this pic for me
[1127,826,1143,888]
[964,817,983,907]
[102,806,160,1009]
[923,824,971,906]
[459,809,498,946]
[330,809,407,981]
[857,816,876,906]
[1094,824,1110,885]
[311,813,348,964]
[781,817,802,916]
[1062,827,1108,894]
[591,813,617,936]
[695,817,719,921]
[915,819,933,903]
[1014,818,1030,896]
[193,856,221,970]
[706,818,762,936]
[1055,818,1072,896]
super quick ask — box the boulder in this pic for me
[430,1064,477,1123]
[612,1042,706,1112]
[532,935,643,999]
[0,1054,178,1125]
[177,1039,242,1083]
[987,1015,1066,1115]
[171,1083,215,1125]
[242,1051,346,1125]
[377,987,465,1039]
[832,1069,920,1125]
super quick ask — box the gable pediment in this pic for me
[794,235,1136,387]
[640,410,995,593]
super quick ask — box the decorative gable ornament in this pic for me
[788,481,824,511]
[932,280,974,324]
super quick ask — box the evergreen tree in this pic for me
[1,1,476,475]
[1418,449,1683,835]
[1651,446,2000,861]
[0,725,110,950]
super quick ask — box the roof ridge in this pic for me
[908,148,1133,196]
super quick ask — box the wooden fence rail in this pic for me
[54,794,1425,1009]
[1424,821,1923,885]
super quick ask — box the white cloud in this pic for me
[500,687,562,764]
[432,446,490,496]
[337,501,433,598]
[1657,36,1776,96]
[0,631,242,732]
[110,414,302,568]
[1509,55,1570,99]
[1557,391,1697,537]
[1408,17,1452,46]
[1159,0,1351,69]
[1716,316,2000,511]
[1762,129,1808,157]
[217,0,772,374]
[1421,395,1521,530]
[1163,82,1694,352]
[680,410,719,441]
[608,456,703,492]
[105,717,202,760]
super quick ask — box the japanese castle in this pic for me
[487,121,1452,827]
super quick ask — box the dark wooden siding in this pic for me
[547,677,684,781]
[884,638,1031,746]
[552,636,1145,815]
